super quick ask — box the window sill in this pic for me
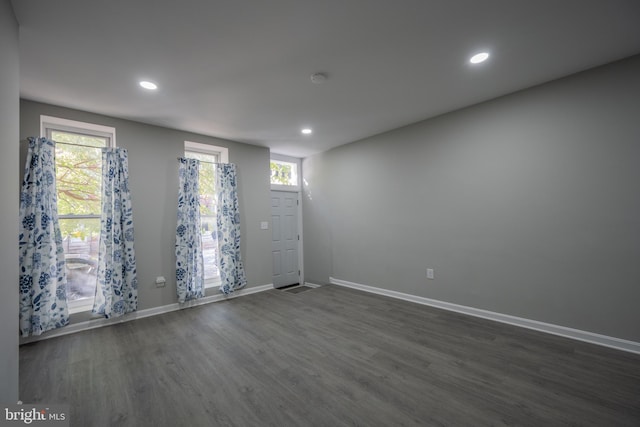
[68,298,95,315]
[204,278,222,289]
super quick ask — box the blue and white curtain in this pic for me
[93,148,138,318]
[215,163,247,294]
[175,158,205,303]
[18,137,69,337]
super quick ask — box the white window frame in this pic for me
[184,141,228,288]
[41,116,116,314]
[41,115,116,147]
[270,153,301,192]
[185,141,228,163]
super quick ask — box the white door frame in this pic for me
[270,153,304,286]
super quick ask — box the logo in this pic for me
[1,404,69,426]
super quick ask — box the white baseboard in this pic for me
[21,284,274,344]
[329,277,640,355]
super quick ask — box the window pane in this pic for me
[51,130,107,148]
[44,118,115,312]
[185,148,221,284]
[270,160,298,186]
[198,161,219,281]
[56,142,103,216]
[60,217,99,302]
[198,161,216,214]
[185,151,218,164]
[201,215,219,281]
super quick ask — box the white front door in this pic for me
[271,191,299,288]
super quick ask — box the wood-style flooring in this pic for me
[20,284,640,426]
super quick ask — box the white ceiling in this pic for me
[12,0,640,158]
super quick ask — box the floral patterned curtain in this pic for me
[215,163,247,294]
[175,158,205,303]
[18,137,69,337]
[93,148,138,318]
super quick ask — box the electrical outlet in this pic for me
[155,276,166,287]
[426,268,435,280]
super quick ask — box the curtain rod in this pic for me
[51,140,108,150]
[177,157,220,166]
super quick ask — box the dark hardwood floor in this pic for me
[20,284,640,426]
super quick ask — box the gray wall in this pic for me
[0,0,20,403]
[303,55,640,342]
[20,100,273,323]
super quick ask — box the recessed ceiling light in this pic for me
[469,52,490,64]
[301,128,313,135]
[139,81,158,90]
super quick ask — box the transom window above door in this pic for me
[270,159,298,187]
[270,154,301,191]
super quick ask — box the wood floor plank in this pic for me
[20,284,640,426]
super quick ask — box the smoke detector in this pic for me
[310,73,327,84]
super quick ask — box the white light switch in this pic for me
[260,221,269,230]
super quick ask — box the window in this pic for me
[41,116,116,314]
[184,141,228,288]
[270,159,298,187]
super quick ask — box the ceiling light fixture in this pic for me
[469,52,490,64]
[301,128,313,135]
[139,81,158,90]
